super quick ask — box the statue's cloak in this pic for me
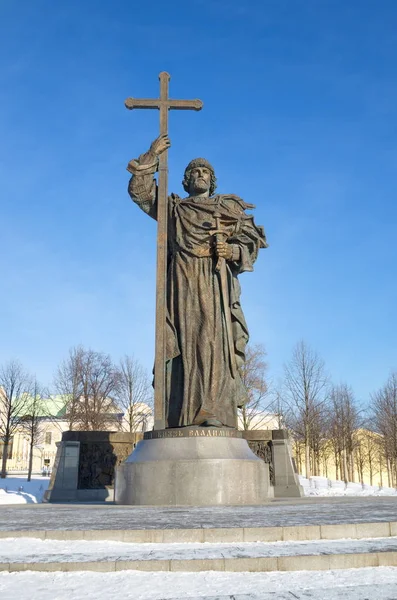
[164,193,267,428]
[128,156,267,427]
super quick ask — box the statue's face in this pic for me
[189,166,212,195]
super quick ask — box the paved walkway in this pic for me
[1,497,397,531]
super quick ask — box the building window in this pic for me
[45,432,52,445]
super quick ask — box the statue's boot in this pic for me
[200,418,224,427]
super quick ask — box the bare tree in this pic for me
[354,437,366,485]
[271,387,288,430]
[54,346,121,431]
[54,346,85,430]
[20,380,47,481]
[0,360,32,478]
[116,355,153,432]
[360,428,381,486]
[371,372,397,487]
[283,341,329,478]
[327,384,361,483]
[239,344,274,430]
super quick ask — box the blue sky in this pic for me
[1,0,396,403]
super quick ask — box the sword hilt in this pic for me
[213,211,226,272]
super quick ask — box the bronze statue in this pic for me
[128,133,267,429]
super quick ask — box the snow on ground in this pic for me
[1,568,397,600]
[300,475,397,497]
[1,536,397,563]
[1,474,396,505]
[0,475,49,504]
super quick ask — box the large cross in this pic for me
[125,72,203,430]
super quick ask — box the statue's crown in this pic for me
[184,158,214,174]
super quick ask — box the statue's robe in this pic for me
[128,156,267,428]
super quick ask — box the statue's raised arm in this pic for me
[127,134,171,219]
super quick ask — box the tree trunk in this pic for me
[349,453,355,483]
[27,438,34,482]
[310,449,315,476]
[387,458,391,487]
[305,441,311,479]
[0,434,10,478]
[342,448,349,483]
[346,451,351,481]
[297,445,302,474]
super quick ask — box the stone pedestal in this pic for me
[115,428,273,506]
[44,441,81,502]
[271,430,304,497]
[44,431,142,503]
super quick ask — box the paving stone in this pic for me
[83,529,124,541]
[282,525,321,541]
[1,497,397,532]
[203,528,244,543]
[390,521,397,536]
[224,557,278,572]
[243,527,282,542]
[163,528,204,543]
[328,552,379,569]
[355,521,391,538]
[377,551,397,566]
[45,530,84,541]
[277,554,331,571]
[170,558,225,571]
[115,559,170,571]
[320,523,357,539]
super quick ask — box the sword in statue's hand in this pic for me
[213,210,228,272]
[212,210,237,378]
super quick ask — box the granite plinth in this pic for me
[44,431,142,503]
[115,428,272,506]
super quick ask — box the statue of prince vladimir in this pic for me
[128,133,267,429]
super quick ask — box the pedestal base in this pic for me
[115,428,273,506]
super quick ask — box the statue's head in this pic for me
[182,158,217,196]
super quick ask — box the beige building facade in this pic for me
[293,429,394,488]
[1,397,154,474]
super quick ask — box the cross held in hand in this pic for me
[125,71,203,140]
[125,72,203,430]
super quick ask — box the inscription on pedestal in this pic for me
[144,428,242,440]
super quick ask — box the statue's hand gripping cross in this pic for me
[125,72,203,430]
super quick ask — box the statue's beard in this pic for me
[190,179,210,195]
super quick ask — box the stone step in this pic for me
[1,521,395,543]
[1,536,397,572]
[1,551,397,573]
